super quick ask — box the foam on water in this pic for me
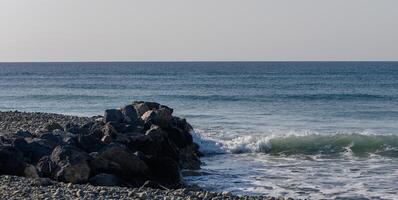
[187,129,398,199]
[193,130,398,158]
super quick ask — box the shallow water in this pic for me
[1,62,398,199]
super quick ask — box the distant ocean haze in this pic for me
[1,62,398,198]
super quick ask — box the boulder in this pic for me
[101,135,112,144]
[133,102,150,117]
[121,105,139,123]
[179,144,202,170]
[106,121,127,133]
[88,173,125,186]
[0,146,27,176]
[146,125,179,161]
[102,123,118,138]
[88,152,122,176]
[141,108,173,128]
[127,134,158,156]
[24,164,39,178]
[133,101,160,110]
[174,117,193,133]
[36,156,56,178]
[80,122,104,137]
[147,157,181,187]
[50,145,91,183]
[76,134,105,153]
[95,144,148,178]
[64,123,80,134]
[39,133,64,147]
[13,138,53,163]
[164,126,193,148]
[104,109,124,123]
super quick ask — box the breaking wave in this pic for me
[192,131,398,158]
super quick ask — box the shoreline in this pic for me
[0,108,290,200]
[0,175,289,200]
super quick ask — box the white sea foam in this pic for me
[192,129,398,158]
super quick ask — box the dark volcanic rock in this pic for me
[132,102,150,117]
[36,156,56,178]
[95,144,148,178]
[76,134,104,153]
[0,146,27,176]
[141,108,173,128]
[147,157,181,187]
[121,105,139,123]
[64,123,80,134]
[104,109,124,123]
[38,133,64,147]
[146,125,179,161]
[127,134,158,156]
[13,138,53,163]
[51,145,91,183]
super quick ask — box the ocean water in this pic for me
[1,62,398,199]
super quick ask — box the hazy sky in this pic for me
[1,0,397,62]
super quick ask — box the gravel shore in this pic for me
[0,175,290,200]
[0,111,93,134]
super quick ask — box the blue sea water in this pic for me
[1,62,398,199]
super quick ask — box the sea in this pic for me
[0,62,397,199]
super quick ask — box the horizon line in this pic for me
[1,60,398,64]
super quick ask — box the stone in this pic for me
[24,164,39,178]
[0,146,27,176]
[174,117,193,133]
[36,156,56,178]
[76,190,84,197]
[133,103,150,117]
[114,132,131,144]
[102,123,118,138]
[95,144,148,178]
[87,152,121,176]
[88,173,125,187]
[15,130,33,138]
[104,109,124,123]
[79,121,104,137]
[38,133,64,147]
[42,121,63,132]
[121,105,139,123]
[179,145,202,170]
[101,135,112,144]
[31,178,54,186]
[13,138,53,163]
[64,123,80,134]
[50,145,90,183]
[76,134,104,153]
[106,121,127,133]
[127,134,158,156]
[146,157,181,187]
[146,126,179,161]
[141,108,173,128]
[163,126,192,148]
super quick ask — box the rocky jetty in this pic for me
[0,101,202,189]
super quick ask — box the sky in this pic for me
[0,0,397,62]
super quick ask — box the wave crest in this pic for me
[193,131,398,158]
